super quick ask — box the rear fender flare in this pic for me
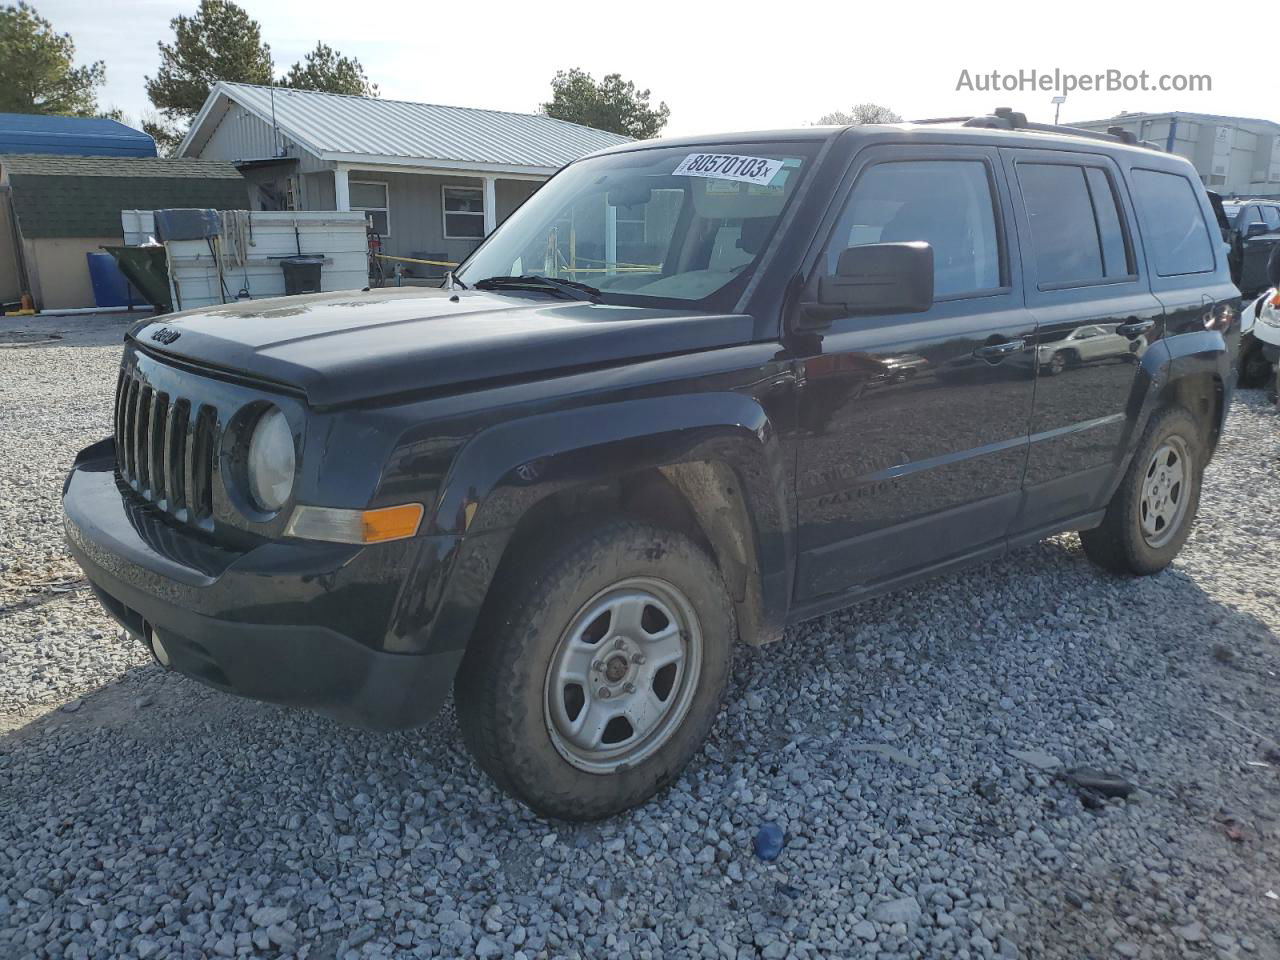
[1111,331,1230,499]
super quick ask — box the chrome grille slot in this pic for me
[122,377,140,481]
[135,384,152,493]
[165,399,190,513]
[113,370,127,458]
[149,391,169,503]
[113,364,218,525]
[190,405,217,521]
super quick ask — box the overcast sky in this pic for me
[38,0,1269,137]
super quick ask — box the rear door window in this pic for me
[1130,169,1216,276]
[1085,168,1132,278]
[1016,163,1132,286]
[1263,206,1280,230]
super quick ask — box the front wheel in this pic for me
[1080,406,1204,575]
[454,520,734,820]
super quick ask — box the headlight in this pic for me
[247,407,295,512]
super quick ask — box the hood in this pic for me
[128,287,756,407]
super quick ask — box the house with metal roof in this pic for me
[0,113,156,158]
[177,82,631,276]
[0,155,247,310]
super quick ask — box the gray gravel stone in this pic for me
[1009,749,1061,771]
[872,896,922,925]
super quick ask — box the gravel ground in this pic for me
[1,317,1278,959]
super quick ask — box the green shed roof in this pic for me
[1,155,242,178]
[2,156,247,238]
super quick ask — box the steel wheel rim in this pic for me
[1139,435,1191,549]
[544,576,702,775]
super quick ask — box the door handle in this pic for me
[973,338,1025,361]
[1116,318,1155,339]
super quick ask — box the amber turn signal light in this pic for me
[360,504,425,542]
[284,503,424,544]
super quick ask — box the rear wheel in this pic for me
[1080,406,1203,575]
[454,520,734,820]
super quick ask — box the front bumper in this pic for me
[63,441,462,730]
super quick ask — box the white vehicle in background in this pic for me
[1238,286,1277,387]
[1038,323,1136,376]
[1241,250,1280,401]
[1246,288,1280,403]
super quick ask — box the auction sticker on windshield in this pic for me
[673,153,785,186]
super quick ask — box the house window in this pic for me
[351,181,390,236]
[443,185,485,239]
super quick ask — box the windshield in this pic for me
[456,142,819,306]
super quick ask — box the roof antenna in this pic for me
[269,81,283,158]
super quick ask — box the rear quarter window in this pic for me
[1130,169,1216,277]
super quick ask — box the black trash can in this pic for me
[280,256,324,295]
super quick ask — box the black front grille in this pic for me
[114,367,218,523]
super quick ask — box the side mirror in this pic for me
[801,242,934,328]
[1245,220,1270,239]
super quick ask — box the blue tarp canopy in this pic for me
[0,113,156,158]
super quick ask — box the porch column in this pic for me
[482,176,497,236]
[605,204,617,276]
[333,165,350,211]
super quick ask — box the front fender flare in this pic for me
[422,393,793,654]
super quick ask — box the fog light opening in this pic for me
[146,625,171,667]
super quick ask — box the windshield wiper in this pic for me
[473,275,601,303]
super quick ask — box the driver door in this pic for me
[791,145,1037,605]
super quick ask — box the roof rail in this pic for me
[914,107,1148,148]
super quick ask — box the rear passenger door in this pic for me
[791,145,1037,604]
[1001,149,1164,533]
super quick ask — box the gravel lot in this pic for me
[1,317,1277,960]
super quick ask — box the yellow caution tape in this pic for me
[374,254,460,268]
[372,254,661,275]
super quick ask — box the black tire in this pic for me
[1080,406,1204,575]
[454,520,735,820]
[1238,335,1272,389]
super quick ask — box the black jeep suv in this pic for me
[64,113,1240,819]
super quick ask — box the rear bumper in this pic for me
[63,440,462,730]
